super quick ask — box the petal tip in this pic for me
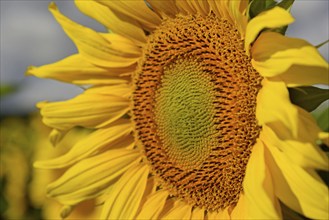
[33,160,48,169]
[48,2,57,11]
[25,65,35,76]
[36,101,48,109]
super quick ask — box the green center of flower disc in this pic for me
[154,60,216,169]
[132,13,263,211]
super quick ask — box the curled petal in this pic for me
[95,0,161,31]
[49,3,140,68]
[245,7,294,54]
[26,54,135,85]
[38,92,129,131]
[35,119,133,168]
[75,0,146,45]
[252,32,328,86]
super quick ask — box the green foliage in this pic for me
[0,178,8,215]
[0,85,16,96]
[289,86,329,112]
[248,0,277,19]
[276,0,295,10]
[312,105,329,132]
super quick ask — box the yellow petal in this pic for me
[95,0,161,31]
[85,84,131,98]
[261,126,328,170]
[265,143,329,219]
[229,0,247,37]
[49,3,139,68]
[34,119,133,169]
[238,0,249,14]
[256,79,298,137]
[252,32,329,86]
[268,105,322,144]
[188,0,210,16]
[46,149,140,205]
[74,0,146,45]
[136,190,169,220]
[100,33,142,56]
[190,207,204,220]
[207,209,230,219]
[161,200,192,219]
[240,140,282,219]
[147,0,179,18]
[230,193,247,218]
[319,132,329,146]
[175,0,197,15]
[245,6,294,54]
[38,92,129,131]
[208,0,233,22]
[101,164,149,220]
[86,84,132,99]
[135,177,157,216]
[158,198,175,218]
[26,54,135,85]
[49,128,68,145]
[73,78,130,85]
[207,0,221,17]
[252,32,328,77]
[296,107,323,143]
[60,205,73,219]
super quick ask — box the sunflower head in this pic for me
[132,11,264,211]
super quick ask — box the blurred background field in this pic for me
[0,114,101,219]
[0,1,328,219]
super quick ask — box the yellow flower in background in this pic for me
[0,115,100,220]
[0,117,31,219]
[27,0,329,219]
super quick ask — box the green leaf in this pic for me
[288,86,329,112]
[248,0,277,19]
[0,178,8,214]
[277,0,295,11]
[0,85,16,96]
[268,26,288,35]
[312,106,329,132]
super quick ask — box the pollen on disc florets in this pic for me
[132,13,263,211]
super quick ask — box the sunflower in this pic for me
[27,0,329,219]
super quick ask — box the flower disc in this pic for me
[132,14,263,211]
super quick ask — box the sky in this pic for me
[0,0,328,115]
